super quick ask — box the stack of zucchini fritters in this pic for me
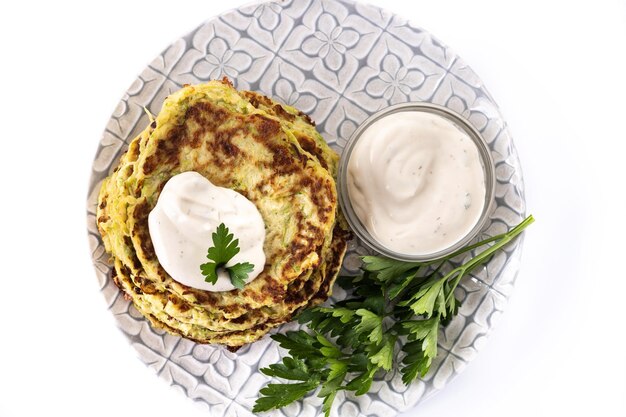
[97,79,349,349]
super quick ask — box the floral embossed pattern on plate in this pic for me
[86,1,526,416]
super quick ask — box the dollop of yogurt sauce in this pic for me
[347,111,486,256]
[148,171,266,292]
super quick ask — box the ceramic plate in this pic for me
[87,0,526,416]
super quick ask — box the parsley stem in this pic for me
[446,214,535,295]
[439,215,534,264]
[465,215,533,270]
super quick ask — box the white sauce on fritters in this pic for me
[148,171,266,292]
[347,111,486,256]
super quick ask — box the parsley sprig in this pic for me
[200,223,254,290]
[254,215,534,415]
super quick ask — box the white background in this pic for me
[0,0,624,416]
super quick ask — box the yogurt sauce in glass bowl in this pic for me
[338,103,495,261]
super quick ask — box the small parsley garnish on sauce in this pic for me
[200,223,254,290]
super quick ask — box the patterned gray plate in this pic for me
[86,0,526,416]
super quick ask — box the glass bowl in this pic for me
[337,102,496,262]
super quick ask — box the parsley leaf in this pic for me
[317,307,355,324]
[228,262,254,290]
[199,262,218,285]
[326,359,348,382]
[253,380,320,413]
[398,278,445,317]
[400,341,431,384]
[260,356,311,381]
[207,223,240,263]
[401,316,439,346]
[272,331,325,363]
[369,334,397,371]
[345,366,376,395]
[319,365,346,417]
[361,256,420,283]
[316,334,343,358]
[354,309,383,344]
[199,223,254,289]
